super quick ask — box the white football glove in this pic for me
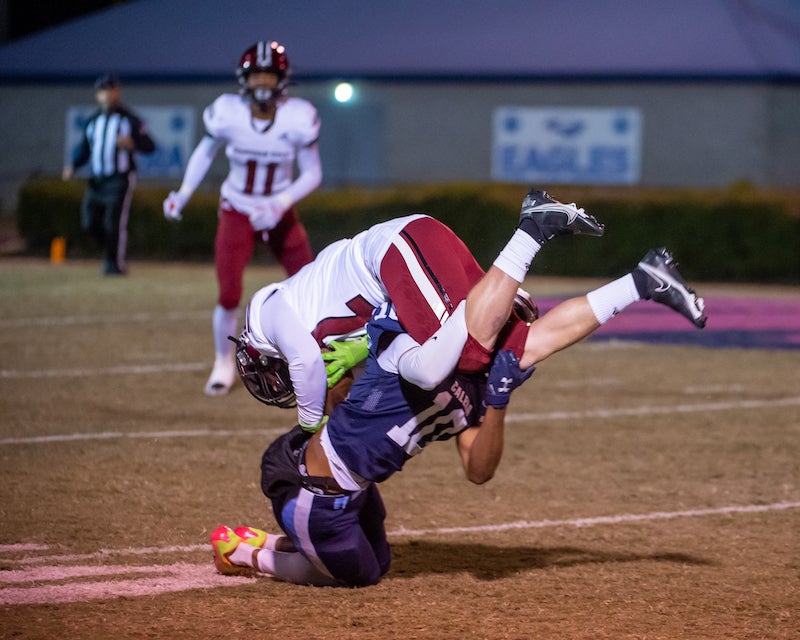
[248,193,292,231]
[163,191,188,221]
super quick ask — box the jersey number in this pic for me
[312,296,375,345]
[387,391,467,457]
[244,160,277,195]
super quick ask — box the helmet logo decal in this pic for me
[256,41,273,67]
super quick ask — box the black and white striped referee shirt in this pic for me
[71,107,155,178]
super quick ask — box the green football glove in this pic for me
[299,415,328,434]
[321,337,369,388]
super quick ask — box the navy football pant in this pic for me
[261,426,391,587]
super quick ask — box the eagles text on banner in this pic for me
[492,107,642,185]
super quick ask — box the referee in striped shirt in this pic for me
[63,74,155,275]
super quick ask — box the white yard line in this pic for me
[388,500,800,537]
[0,562,253,606]
[0,427,288,446]
[2,395,798,446]
[0,362,207,379]
[504,395,800,423]
[0,311,207,328]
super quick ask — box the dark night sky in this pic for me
[5,0,130,41]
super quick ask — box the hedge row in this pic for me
[15,178,800,283]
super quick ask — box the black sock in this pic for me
[518,217,546,244]
[631,267,651,299]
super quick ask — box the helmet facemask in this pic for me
[245,83,285,111]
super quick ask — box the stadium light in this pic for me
[334,82,355,103]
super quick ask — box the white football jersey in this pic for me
[246,214,429,357]
[203,93,319,217]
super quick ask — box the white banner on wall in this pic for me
[492,107,642,185]
[64,106,197,178]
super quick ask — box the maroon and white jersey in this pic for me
[242,213,491,425]
[203,93,320,221]
[243,215,427,425]
[246,214,430,354]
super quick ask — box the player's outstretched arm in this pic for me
[457,411,504,485]
[163,136,223,220]
[457,350,534,484]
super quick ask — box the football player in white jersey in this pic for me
[163,41,322,397]
[235,207,546,433]
[232,187,706,435]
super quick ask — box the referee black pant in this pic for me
[81,173,135,274]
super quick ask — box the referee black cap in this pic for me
[95,74,121,90]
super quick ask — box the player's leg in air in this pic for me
[377,188,605,372]
[519,247,706,368]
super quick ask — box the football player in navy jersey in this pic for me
[212,298,535,587]
[210,236,707,585]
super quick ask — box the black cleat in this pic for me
[518,188,605,243]
[634,247,707,328]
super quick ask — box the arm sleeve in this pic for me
[259,291,327,426]
[274,142,322,210]
[176,135,224,198]
[396,301,469,390]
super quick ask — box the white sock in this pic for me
[229,544,337,586]
[492,229,542,282]
[229,542,259,567]
[212,305,238,358]
[585,273,641,324]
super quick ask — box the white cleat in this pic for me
[204,356,236,397]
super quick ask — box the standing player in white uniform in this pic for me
[163,41,322,396]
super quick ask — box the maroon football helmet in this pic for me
[236,41,291,107]
[229,333,296,409]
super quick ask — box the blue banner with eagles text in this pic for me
[492,107,642,185]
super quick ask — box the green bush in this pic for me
[15,178,800,283]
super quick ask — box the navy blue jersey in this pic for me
[327,303,487,483]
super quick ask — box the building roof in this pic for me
[2,0,799,82]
